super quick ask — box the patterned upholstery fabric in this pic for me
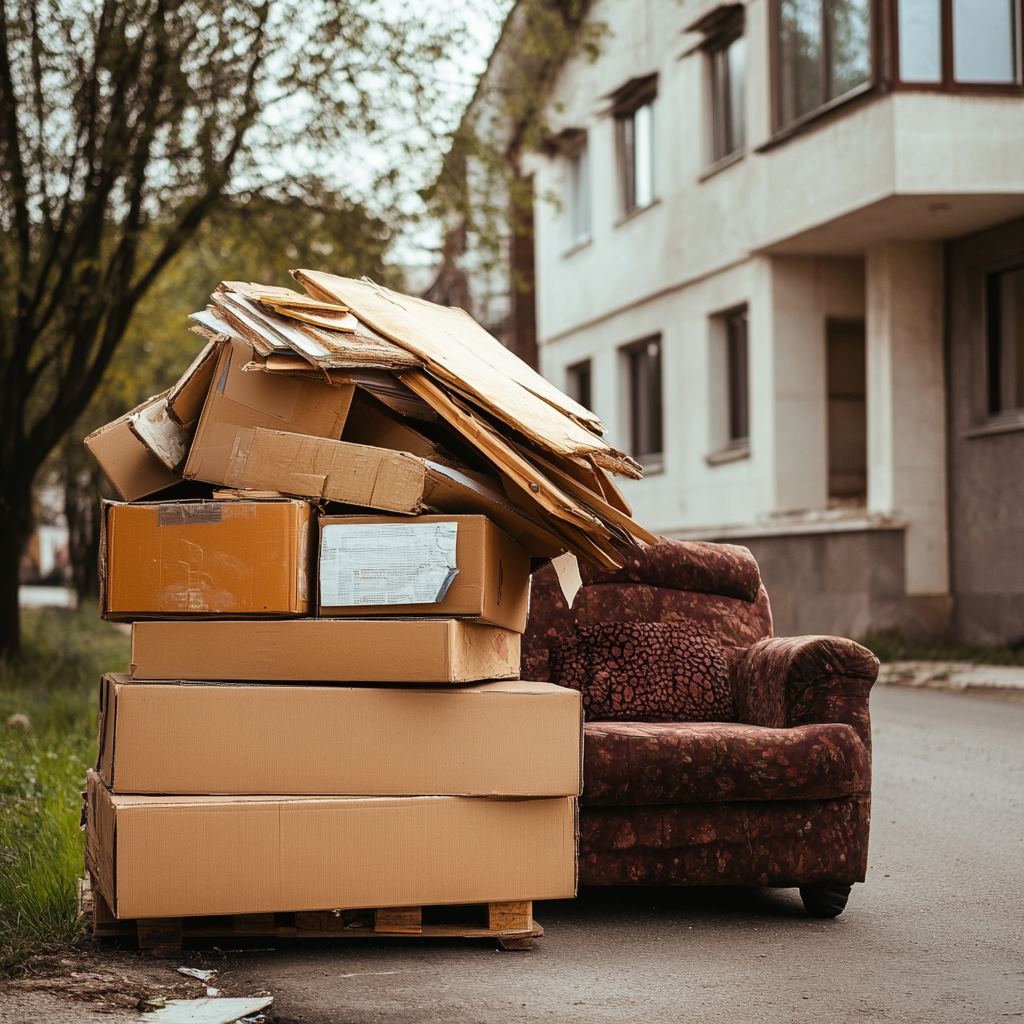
[583,720,870,805]
[582,539,763,602]
[521,535,878,893]
[550,621,735,723]
[579,794,871,887]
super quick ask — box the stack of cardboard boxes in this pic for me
[82,272,652,946]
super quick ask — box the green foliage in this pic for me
[861,631,1024,667]
[0,608,129,974]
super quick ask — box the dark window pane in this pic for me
[828,0,872,97]
[826,319,867,501]
[898,0,943,82]
[779,0,824,124]
[626,337,663,462]
[987,265,1024,415]
[726,311,750,443]
[711,34,747,161]
[567,359,593,411]
[953,0,1018,83]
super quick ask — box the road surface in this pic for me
[3,685,1022,1023]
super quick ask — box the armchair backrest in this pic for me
[522,537,773,682]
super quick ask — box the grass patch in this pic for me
[0,605,129,976]
[861,630,1024,667]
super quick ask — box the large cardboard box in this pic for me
[318,514,530,632]
[183,336,354,487]
[97,674,582,796]
[84,395,180,501]
[85,772,577,919]
[130,618,520,682]
[102,499,311,619]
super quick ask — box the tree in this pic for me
[0,0,465,657]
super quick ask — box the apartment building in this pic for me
[442,0,1024,643]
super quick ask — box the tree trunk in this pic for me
[64,442,103,602]
[0,477,34,660]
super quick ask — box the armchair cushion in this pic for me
[549,620,735,723]
[583,720,870,806]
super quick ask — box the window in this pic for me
[566,137,591,247]
[622,336,663,466]
[708,26,748,162]
[896,0,1021,87]
[986,265,1024,417]
[775,0,873,129]
[566,359,593,411]
[725,308,750,445]
[826,319,867,502]
[611,76,657,215]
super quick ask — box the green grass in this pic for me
[0,606,129,976]
[861,630,1024,667]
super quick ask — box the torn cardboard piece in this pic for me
[144,996,273,1024]
[183,337,354,487]
[85,771,578,919]
[129,395,189,471]
[101,498,311,619]
[294,270,640,477]
[317,514,531,631]
[97,674,583,796]
[222,426,566,557]
[129,618,521,682]
[84,393,181,501]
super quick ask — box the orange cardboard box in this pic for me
[85,771,578,920]
[102,498,311,619]
[317,514,531,632]
[129,618,520,683]
[97,674,582,797]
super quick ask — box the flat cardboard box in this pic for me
[184,336,354,487]
[222,426,565,558]
[130,618,520,682]
[85,772,577,920]
[97,674,582,796]
[102,499,311,619]
[318,514,530,632]
[84,394,180,501]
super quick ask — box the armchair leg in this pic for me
[799,884,852,919]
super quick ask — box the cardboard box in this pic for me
[318,515,530,632]
[84,395,180,501]
[102,499,311,619]
[222,426,565,558]
[130,618,520,682]
[97,674,582,796]
[85,772,577,919]
[184,336,354,487]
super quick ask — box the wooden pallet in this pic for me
[81,879,542,953]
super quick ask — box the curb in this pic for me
[877,660,1024,695]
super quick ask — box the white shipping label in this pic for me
[320,522,459,607]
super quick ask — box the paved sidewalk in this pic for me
[878,660,1024,693]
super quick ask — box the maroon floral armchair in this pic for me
[523,537,878,918]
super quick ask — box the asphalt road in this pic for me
[4,685,1023,1023]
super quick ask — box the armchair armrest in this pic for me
[731,636,879,751]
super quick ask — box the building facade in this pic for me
[483,0,1024,643]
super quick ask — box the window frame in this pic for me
[768,0,884,137]
[706,304,752,464]
[888,0,1024,95]
[563,132,592,251]
[724,306,751,447]
[610,75,658,219]
[566,358,594,413]
[984,262,1024,423]
[704,14,748,168]
[621,334,665,471]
